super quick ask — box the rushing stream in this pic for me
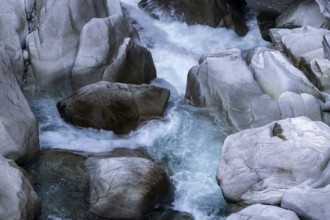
[27,1,268,219]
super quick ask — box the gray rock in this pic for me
[226,204,299,220]
[0,0,29,81]
[217,117,330,205]
[276,0,330,29]
[0,45,39,164]
[185,49,324,130]
[316,0,330,18]
[26,0,121,90]
[282,186,330,220]
[0,155,40,220]
[138,0,248,36]
[85,156,174,219]
[57,81,170,134]
[270,26,330,90]
[72,14,156,90]
[323,34,330,60]
[248,47,323,100]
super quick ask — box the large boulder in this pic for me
[276,0,330,29]
[0,155,40,219]
[0,0,29,81]
[138,0,248,36]
[72,14,156,90]
[270,26,330,91]
[26,0,121,90]
[57,81,170,134]
[217,117,330,206]
[282,186,330,220]
[226,204,299,220]
[86,156,173,219]
[185,49,324,130]
[0,45,39,164]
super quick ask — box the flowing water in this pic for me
[27,1,268,219]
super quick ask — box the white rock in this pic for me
[0,45,39,164]
[0,0,29,81]
[0,155,40,219]
[316,0,330,19]
[323,34,330,60]
[276,0,330,29]
[249,47,323,100]
[26,0,122,90]
[282,186,330,220]
[217,117,330,205]
[226,204,299,220]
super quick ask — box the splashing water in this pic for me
[28,1,267,219]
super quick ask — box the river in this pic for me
[28,1,268,219]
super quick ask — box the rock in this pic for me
[138,0,248,36]
[154,209,194,220]
[270,26,330,90]
[323,34,330,59]
[316,0,330,18]
[85,156,174,219]
[282,186,330,220]
[185,49,324,130]
[226,204,299,220]
[0,0,29,81]
[26,0,121,90]
[245,0,297,40]
[217,117,330,206]
[0,45,39,164]
[186,49,280,130]
[72,14,156,90]
[248,47,323,100]
[0,155,40,220]
[276,0,330,29]
[57,81,170,134]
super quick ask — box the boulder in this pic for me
[0,155,40,220]
[57,81,170,134]
[0,45,39,164]
[276,0,330,29]
[85,156,174,219]
[270,26,330,90]
[316,0,330,18]
[282,186,330,220]
[72,14,156,90]
[26,0,121,90]
[248,47,323,100]
[245,0,297,40]
[138,0,248,36]
[217,117,330,206]
[0,0,29,81]
[226,204,299,220]
[185,49,324,130]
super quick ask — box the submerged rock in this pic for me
[86,156,174,219]
[0,155,40,220]
[57,81,170,134]
[217,117,330,206]
[226,204,299,220]
[72,14,156,90]
[282,186,330,220]
[0,45,39,164]
[138,0,248,36]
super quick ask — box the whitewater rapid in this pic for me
[29,1,268,219]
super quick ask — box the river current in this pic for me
[28,1,268,219]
